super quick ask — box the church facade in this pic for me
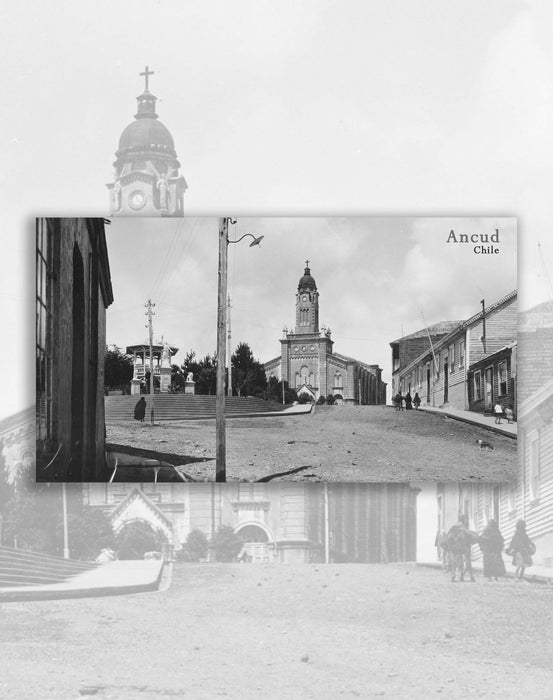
[264,264,386,405]
[107,67,187,217]
[83,482,418,564]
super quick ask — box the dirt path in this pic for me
[0,563,551,699]
[107,406,516,481]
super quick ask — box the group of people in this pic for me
[478,519,535,581]
[393,391,421,411]
[493,402,515,424]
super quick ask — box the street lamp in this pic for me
[216,218,263,481]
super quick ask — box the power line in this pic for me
[156,217,203,303]
[148,219,185,299]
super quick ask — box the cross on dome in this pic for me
[140,66,154,92]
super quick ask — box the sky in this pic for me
[1,0,552,419]
[106,217,516,387]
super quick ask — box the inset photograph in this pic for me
[35,216,517,482]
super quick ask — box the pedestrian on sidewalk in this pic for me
[506,520,535,581]
[494,402,504,424]
[393,392,403,411]
[504,405,514,423]
[413,392,421,410]
[404,391,413,410]
[134,396,146,422]
[479,519,506,581]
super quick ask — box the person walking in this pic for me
[134,396,146,422]
[479,519,506,581]
[413,392,421,410]
[506,520,535,581]
[404,391,413,410]
[494,402,504,424]
[504,405,514,423]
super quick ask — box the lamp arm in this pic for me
[227,233,256,245]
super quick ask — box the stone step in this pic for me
[105,395,284,421]
[0,546,98,588]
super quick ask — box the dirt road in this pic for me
[1,562,551,699]
[107,406,516,481]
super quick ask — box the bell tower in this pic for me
[295,261,319,334]
[107,67,187,217]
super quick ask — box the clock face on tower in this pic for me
[129,190,146,210]
[302,295,308,302]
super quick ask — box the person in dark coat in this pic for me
[479,519,506,581]
[506,520,535,581]
[134,396,146,422]
[404,391,413,410]
[413,392,421,409]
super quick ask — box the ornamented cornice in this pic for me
[231,500,270,513]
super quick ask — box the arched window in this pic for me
[335,372,343,389]
[237,525,269,543]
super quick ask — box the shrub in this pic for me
[180,529,209,562]
[211,525,243,562]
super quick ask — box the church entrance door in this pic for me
[236,524,273,563]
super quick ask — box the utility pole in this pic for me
[227,294,232,398]
[216,218,264,482]
[324,483,330,564]
[216,219,229,481]
[145,299,156,425]
[480,299,486,354]
[62,483,70,558]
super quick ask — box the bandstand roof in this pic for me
[126,343,178,355]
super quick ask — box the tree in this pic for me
[211,525,243,562]
[180,350,218,395]
[171,363,186,392]
[179,529,209,562]
[56,506,115,560]
[231,342,267,397]
[264,377,297,404]
[104,346,134,392]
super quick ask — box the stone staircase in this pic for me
[0,545,98,588]
[105,394,285,422]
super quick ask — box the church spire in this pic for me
[108,67,188,217]
[295,261,319,333]
[135,66,158,119]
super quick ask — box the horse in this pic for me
[440,525,480,582]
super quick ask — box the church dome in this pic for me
[298,264,316,290]
[117,117,176,156]
[116,88,177,159]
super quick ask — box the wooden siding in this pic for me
[467,297,517,366]
[468,349,516,414]
[398,294,516,409]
